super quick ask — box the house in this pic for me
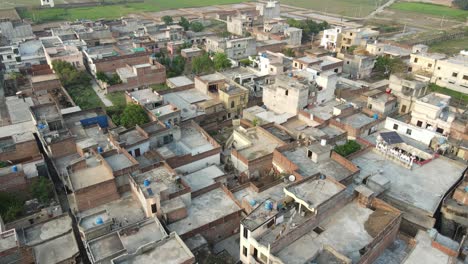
[432,53,468,94]
[320,27,342,52]
[205,36,257,60]
[40,36,84,69]
[339,27,379,52]
[410,92,454,136]
[388,74,429,114]
[263,74,311,115]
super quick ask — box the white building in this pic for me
[410,92,455,136]
[320,27,342,52]
[256,0,281,20]
[263,74,311,115]
[40,0,55,7]
[432,54,468,94]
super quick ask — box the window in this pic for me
[151,204,157,213]
[285,90,288,96]
[406,129,412,135]
[231,101,235,108]
[346,61,350,64]
[243,246,247,256]
[294,62,298,67]
[243,228,248,239]
[452,72,458,77]
[437,67,441,70]
[414,58,418,63]
[334,68,338,73]
[463,75,468,80]
[436,127,444,134]
[428,63,432,67]
[416,120,423,127]
[393,124,398,130]
[307,150,313,158]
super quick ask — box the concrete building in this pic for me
[410,92,454,136]
[0,45,20,72]
[432,53,468,94]
[254,19,303,47]
[40,0,55,7]
[339,27,379,52]
[0,22,34,43]
[251,51,292,76]
[263,74,312,115]
[409,52,446,75]
[388,74,429,114]
[440,169,468,241]
[227,14,256,36]
[363,89,398,115]
[320,27,342,52]
[40,36,84,69]
[205,36,257,60]
[240,174,401,264]
[338,53,375,79]
[256,0,281,20]
[181,47,203,62]
[365,42,411,59]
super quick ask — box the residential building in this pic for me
[320,26,342,52]
[432,53,468,94]
[205,36,257,60]
[339,27,379,52]
[251,51,292,76]
[40,36,84,69]
[181,47,203,62]
[388,74,429,114]
[227,14,256,36]
[365,42,411,59]
[254,19,303,47]
[364,89,398,115]
[338,53,375,79]
[256,0,281,20]
[409,52,446,75]
[263,74,311,115]
[410,92,455,135]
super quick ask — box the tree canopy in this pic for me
[190,21,204,32]
[31,177,54,203]
[453,0,468,9]
[156,51,186,78]
[179,17,190,30]
[119,104,150,128]
[374,56,407,77]
[213,52,232,71]
[192,54,214,75]
[162,15,173,25]
[286,18,329,43]
[52,60,91,87]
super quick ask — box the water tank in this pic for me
[288,72,293,77]
[264,200,273,211]
[373,114,378,120]
[144,179,151,187]
[249,200,257,206]
[319,174,326,180]
[97,146,103,153]
[11,165,18,173]
[320,139,327,146]
[95,217,104,225]
[262,53,267,58]
[464,186,468,193]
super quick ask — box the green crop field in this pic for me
[16,0,249,23]
[280,0,388,17]
[429,37,468,55]
[390,2,468,21]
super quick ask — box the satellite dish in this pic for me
[288,175,296,182]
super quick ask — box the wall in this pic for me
[92,52,151,74]
[74,179,120,211]
[169,153,221,174]
[0,139,40,163]
[384,117,440,145]
[48,137,77,158]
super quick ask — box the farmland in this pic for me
[280,0,388,17]
[15,0,249,23]
[390,2,468,21]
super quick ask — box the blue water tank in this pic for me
[37,123,45,130]
[144,179,151,187]
[264,200,273,211]
[319,174,326,180]
[11,165,18,173]
[262,53,267,58]
[373,114,378,120]
[165,121,171,128]
[95,217,104,225]
[288,72,293,77]
[97,146,103,153]
[249,200,257,206]
[464,186,468,193]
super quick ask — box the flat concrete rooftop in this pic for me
[234,182,286,207]
[167,76,194,87]
[69,156,114,190]
[6,96,34,124]
[341,113,374,129]
[183,165,224,192]
[129,89,162,104]
[282,147,353,181]
[78,192,145,231]
[404,231,451,264]
[157,123,214,158]
[0,230,17,252]
[0,121,35,143]
[118,129,148,146]
[233,127,283,161]
[22,214,73,246]
[163,89,210,120]
[276,202,374,263]
[352,149,466,214]
[133,166,182,198]
[168,188,240,236]
[286,178,344,210]
[105,153,134,172]
[33,231,78,264]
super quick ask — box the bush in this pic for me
[239,58,251,67]
[52,60,90,87]
[192,54,214,75]
[0,192,23,222]
[334,140,361,157]
[31,177,54,203]
[119,104,150,128]
[190,21,204,32]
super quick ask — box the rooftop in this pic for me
[285,177,344,211]
[6,96,34,124]
[104,153,135,172]
[167,76,194,87]
[111,233,194,264]
[0,230,17,253]
[68,156,114,190]
[281,147,353,181]
[156,122,214,159]
[133,166,182,198]
[31,74,58,83]
[234,182,287,207]
[117,128,148,146]
[197,72,225,83]
[32,231,78,264]
[21,214,73,246]
[351,149,466,214]
[404,231,452,264]
[0,121,35,143]
[168,188,240,236]
[417,92,451,107]
[183,165,225,192]
[340,113,375,129]
[162,89,211,120]
[232,126,283,161]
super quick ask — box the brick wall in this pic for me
[0,171,29,194]
[107,65,166,93]
[48,137,77,158]
[74,180,120,211]
[0,139,40,163]
[31,78,61,93]
[94,52,152,73]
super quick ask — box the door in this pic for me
[134,148,141,157]
[401,105,407,113]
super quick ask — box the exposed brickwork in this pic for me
[74,180,119,211]
[48,137,77,158]
[0,139,40,163]
[93,52,152,73]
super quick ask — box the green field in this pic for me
[429,37,468,55]
[17,0,249,23]
[281,0,387,17]
[390,2,468,21]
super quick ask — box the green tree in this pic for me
[179,17,190,30]
[453,0,468,9]
[286,18,329,43]
[162,15,173,25]
[31,177,54,203]
[213,52,232,71]
[190,22,204,32]
[192,54,214,75]
[0,192,23,222]
[374,56,406,77]
[282,48,295,57]
[52,60,91,86]
[334,140,361,157]
[239,58,251,67]
[120,104,150,128]
[96,71,108,82]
